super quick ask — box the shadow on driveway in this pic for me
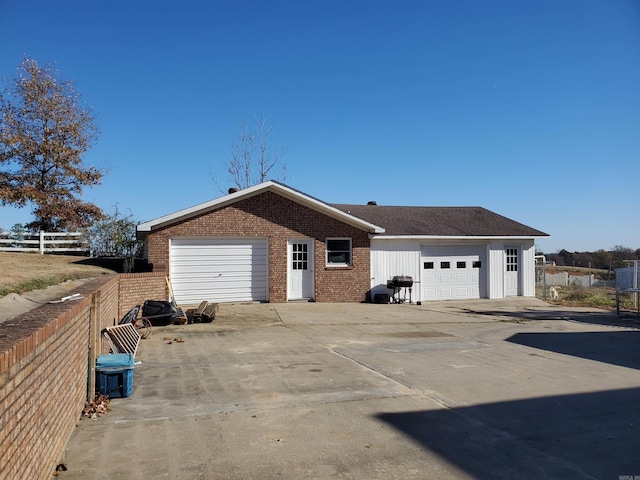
[461,306,640,329]
[378,387,640,480]
[507,330,640,369]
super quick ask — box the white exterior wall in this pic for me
[488,240,536,298]
[370,239,421,300]
[520,240,536,296]
[488,242,505,299]
[372,237,539,301]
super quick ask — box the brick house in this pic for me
[137,181,548,304]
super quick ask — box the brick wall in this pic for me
[145,191,371,302]
[0,271,168,480]
[119,272,168,318]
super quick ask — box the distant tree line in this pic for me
[545,245,640,270]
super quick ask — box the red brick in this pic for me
[145,191,371,303]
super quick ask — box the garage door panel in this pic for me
[175,284,268,299]
[173,262,264,274]
[176,280,268,295]
[170,238,268,304]
[173,252,267,263]
[172,257,266,273]
[421,245,486,301]
[172,274,267,287]
[455,273,468,282]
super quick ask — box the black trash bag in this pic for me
[142,300,178,325]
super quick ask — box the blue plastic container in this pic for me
[96,354,135,398]
[96,353,134,369]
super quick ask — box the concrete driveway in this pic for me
[63,298,640,479]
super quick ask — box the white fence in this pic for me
[569,274,594,287]
[543,272,569,286]
[537,271,615,288]
[0,231,89,254]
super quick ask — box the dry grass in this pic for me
[538,284,636,311]
[0,252,116,296]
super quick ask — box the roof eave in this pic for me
[370,234,549,240]
[136,181,385,236]
[269,183,385,233]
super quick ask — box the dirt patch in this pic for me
[0,278,105,323]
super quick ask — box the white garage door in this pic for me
[170,237,268,305]
[421,245,486,300]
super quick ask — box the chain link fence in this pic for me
[534,261,639,314]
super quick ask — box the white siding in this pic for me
[487,240,536,298]
[521,241,536,297]
[371,237,540,302]
[488,242,505,299]
[370,239,421,300]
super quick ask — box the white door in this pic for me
[421,245,486,300]
[288,240,314,300]
[504,246,519,296]
[170,237,268,304]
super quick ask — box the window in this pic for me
[506,248,518,272]
[456,261,466,269]
[473,261,482,268]
[424,262,434,269]
[292,243,308,270]
[441,261,450,269]
[326,238,351,266]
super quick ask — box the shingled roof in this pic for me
[331,204,548,237]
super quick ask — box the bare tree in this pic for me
[611,245,635,269]
[212,116,287,192]
[0,57,104,231]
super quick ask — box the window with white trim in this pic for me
[506,248,518,272]
[326,238,351,266]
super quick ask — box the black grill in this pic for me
[387,276,414,289]
[386,276,414,304]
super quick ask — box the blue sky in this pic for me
[1,0,638,253]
